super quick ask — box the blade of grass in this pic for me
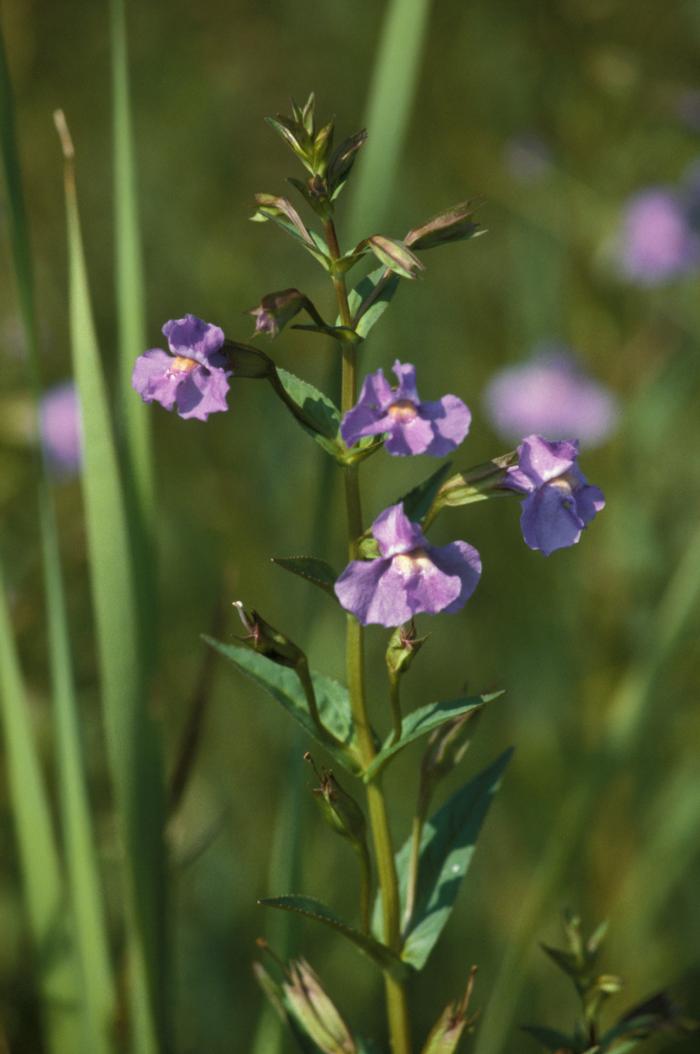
[54,110,167,1054]
[110,0,155,651]
[1,24,115,1053]
[347,0,433,241]
[0,559,80,1052]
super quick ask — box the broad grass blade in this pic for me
[347,0,433,240]
[0,560,80,1052]
[54,110,167,1054]
[110,0,154,537]
[1,26,115,1053]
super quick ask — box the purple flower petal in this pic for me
[334,502,482,627]
[162,314,225,364]
[520,485,584,556]
[372,503,426,557]
[132,315,232,421]
[341,360,471,457]
[40,381,82,474]
[505,435,605,555]
[615,189,700,285]
[335,558,413,626]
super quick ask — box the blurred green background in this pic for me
[1,1,700,1052]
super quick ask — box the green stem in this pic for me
[296,660,346,752]
[326,216,412,1054]
[357,843,372,935]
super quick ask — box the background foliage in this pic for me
[1,1,699,1052]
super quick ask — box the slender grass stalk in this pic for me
[54,110,167,1054]
[0,561,80,1052]
[0,25,115,1053]
[347,0,433,241]
[110,0,154,529]
[475,519,700,1054]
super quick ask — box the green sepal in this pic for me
[259,896,412,982]
[271,556,338,598]
[375,749,513,969]
[205,637,359,772]
[520,1025,577,1052]
[363,693,501,781]
[276,369,345,457]
[345,266,401,339]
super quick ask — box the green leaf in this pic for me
[399,462,454,523]
[387,749,513,969]
[521,1025,576,1051]
[272,556,338,598]
[55,111,166,1054]
[205,637,359,772]
[363,693,501,781]
[0,560,81,1052]
[346,265,401,339]
[260,896,411,982]
[2,28,113,1053]
[276,368,344,457]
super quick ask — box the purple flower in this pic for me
[40,381,82,474]
[483,347,619,449]
[132,314,231,421]
[334,503,481,627]
[341,360,471,457]
[615,188,700,285]
[504,435,605,556]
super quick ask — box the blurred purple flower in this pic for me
[483,347,619,449]
[334,503,481,627]
[503,133,553,184]
[341,360,471,456]
[40,381,82,474]
[615,188,700,285]
[504,435,605,556]
[132,314,231,421]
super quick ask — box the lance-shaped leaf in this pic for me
[362,234,425,279]
[328,129,368,199]
[405,202,482,251]
[345,266,401,339]
[400,462,455,523]
[363,693,501,781]
[205,637,359,772]
[260,896,411,982]
[272,556,339,598]
[274,369,345,457]
[520,1025,576,1052]
[375,749,512,969]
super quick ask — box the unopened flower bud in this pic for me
[233,602,306,669]
[405,202,481,252]
[306,754,367,853]
[421,967,478,1054]
[386,620,427,682]
[283,958,356,1054]
[248,289,308,338]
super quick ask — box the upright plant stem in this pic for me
[325,219,412,1054]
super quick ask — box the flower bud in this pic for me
[283,958,357,1054]
[421,967,478,1054]
[385,620,427,682]
[248,289,307,338]
[365,234,425,279]
[405,202,481,251]
[327,130,367,197]
[306,754,367,853]
[233,603,306,670]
